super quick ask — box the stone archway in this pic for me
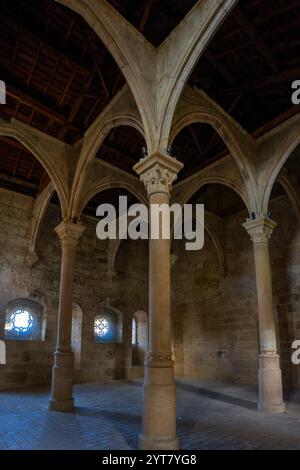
[0,122,69,217]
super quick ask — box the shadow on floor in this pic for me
[176,381,257,411]
[74,406,141,424]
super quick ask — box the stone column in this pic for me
[49,221,85,412]
[243,215,285,413]
[134,151,183,450]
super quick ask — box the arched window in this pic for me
[94,307,122,343]
[72,304,83,369]
[0,80,6,104]
[132,311,148,366]
[4,299,44,340]
[5,308,33,336]
[132,317,137,345]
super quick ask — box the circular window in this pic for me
[6,308,34,336]
[94,315,111,339]
[94,309,122,343]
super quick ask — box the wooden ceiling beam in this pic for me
[58,67,97,140]
[26,42,43,87]
[253,105,300,138]
[210,67,300,96]
[84,95,103,127]
[12,149,22,176]
[0,148,9,171]
[111,70,125,97]
[3,13,90,78]
[62,17,75,49]
[39,170,50,193]
[0,136,28,153]
[100,143,137,166]
[58,64,79,107]
[188,126,205,159]
[82,26,111,100]
[0,172,37,190]
[153,1,181,30]
[8,30,22,77]
[43,55,61,96]
[139,0,155,33]
[210,0,300,49]
[27,158,37,180]
[6,82,81,133]
[204,50,235,83]
[58,25,97,109]
[234,5,278,71]
[203,92,242,154]
[94,60,110,100]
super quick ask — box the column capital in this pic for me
[133,151,183,197]
[55,220,86,248]
[243,215,277,244]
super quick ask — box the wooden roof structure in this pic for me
[0,0,300,204]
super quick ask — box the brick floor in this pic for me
[0,378,300,450]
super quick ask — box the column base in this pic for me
[139,434,179,450]
[49,398,74,412]
[49,350,74,412]
[258,352,285,414]
[257,401,286,414]
[139,355,179,450]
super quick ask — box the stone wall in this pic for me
[1,186,300,392]
[0,188,148,390]
[270,195,300,390]
[172,194,300,390]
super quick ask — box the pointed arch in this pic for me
[259,117,300,214]
[69,86,144,219]
[156,0,238,150]
[77,179,148,219]
[178,176,250,214]
[55,0,157,150]
[0,120,69,216]
[170,87,257,212]
[26,182,55,267]
[277,170,300,223]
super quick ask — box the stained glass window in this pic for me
[132,317,137,345]
[5,308,34,337]
[94,315,111,339]
[94,308,122,343]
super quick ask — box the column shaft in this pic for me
[134,151,183,450]
[244,216,285,413]
[49,221,85,412]
[142,191,177,450]
[57,243,76,352]
[252,241,277,351]
[149,192,171,354]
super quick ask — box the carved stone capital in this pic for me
[243,215,277,244]
[55,221,86,248]
[133,151,183,197]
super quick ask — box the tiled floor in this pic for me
[0,378,300,450]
